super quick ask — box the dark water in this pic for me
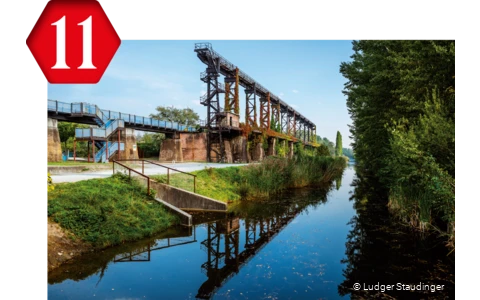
[48,166,454,299]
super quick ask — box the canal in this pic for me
[48,165,454,299]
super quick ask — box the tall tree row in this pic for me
[340,41,455,244]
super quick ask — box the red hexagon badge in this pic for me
[27,0,121,84]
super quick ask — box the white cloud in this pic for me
[191,99,201,106]
[292,89,299,94]
[291,104,299,109]
[279,92,284,97]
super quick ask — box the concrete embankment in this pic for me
[150,181,227,226]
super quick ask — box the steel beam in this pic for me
[245,84,257,128]
[259,92,270,130]
[224,68,239,114]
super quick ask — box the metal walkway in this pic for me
[48,100,199,133]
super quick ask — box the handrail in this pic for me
[113,160,151,195]
[115,159,197,193]
[48,99,200,132]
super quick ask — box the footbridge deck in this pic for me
[48,100,198,134]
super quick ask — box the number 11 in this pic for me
[51,16,96,69]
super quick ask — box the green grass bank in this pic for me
[48,173,178,248]
[152,155,347,202]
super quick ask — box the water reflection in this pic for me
[197,199,316,299]
[48,183,334,299]
[338,174,455,299]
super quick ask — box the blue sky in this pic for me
[48,40,354,146]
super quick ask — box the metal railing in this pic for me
[48,99,200,132]
[194,43,315,127]
[95,142,124,162]
[114,159,197,193]
[113,160,152,195]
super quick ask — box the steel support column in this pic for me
[199,56,226,162]
[259,92,270,130]
[245,84,257,128]
[288,110,296,137]
[224,68,239,114]
[281,108,288,134]
[271,102,280,131]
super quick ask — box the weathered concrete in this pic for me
[251,142,264,162]
[123,128,139,160]
[224,140,233,163]
[231,135,248,163]
[180,132,207,162]
[267,138,276,156]
[154,197,192,226]
[151,181,227,212]
[288,141,294,159]
[48,118,62,162]
[219,112,240,128]
[160,139,183,162]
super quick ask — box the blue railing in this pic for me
[75,119,125,139]
[48,99,198,132]
[95,142,125,162]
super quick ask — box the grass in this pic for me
[152,155,347,202]
[152,167,242,202]
[48,173,178,248]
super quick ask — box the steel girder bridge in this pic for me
[194,43,317,162]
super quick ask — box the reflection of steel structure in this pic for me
[196,205,304,299]
[113,227,196,263]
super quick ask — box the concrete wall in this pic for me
[288,141,294,159]
[48,118,62,162]
[151,181,227,212]
[123,128,139,160]
[230,135,248,163]
[179,132,207,162]
[154,197,192,226]
[159,138,183,162]
[219,112,240,128]
[251,142,265,162]
[267,138,276,156]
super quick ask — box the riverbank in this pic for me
[48,156,346,271]
[48,173,178,271]
[152,155,347,202]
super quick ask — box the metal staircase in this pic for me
[75,118,126,163]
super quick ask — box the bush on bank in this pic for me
[153,154,346,202]
[48,173,178,248]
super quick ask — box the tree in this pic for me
[335,131,343,156]
[150,106,200,126]
[58,122,76,151]
[137,133,165,158]
[340,40,455,237]
[58,122,89,153]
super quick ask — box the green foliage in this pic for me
[335,131,343,156]
[152,155,346,202]
[137,133,165,158]
[58,122,89,154]
[48,174,178,248]
[270,115,281,132]
[150,106,200,127]
[48,173,54,192]
[340,40,455,240]
[316,144,331,156]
